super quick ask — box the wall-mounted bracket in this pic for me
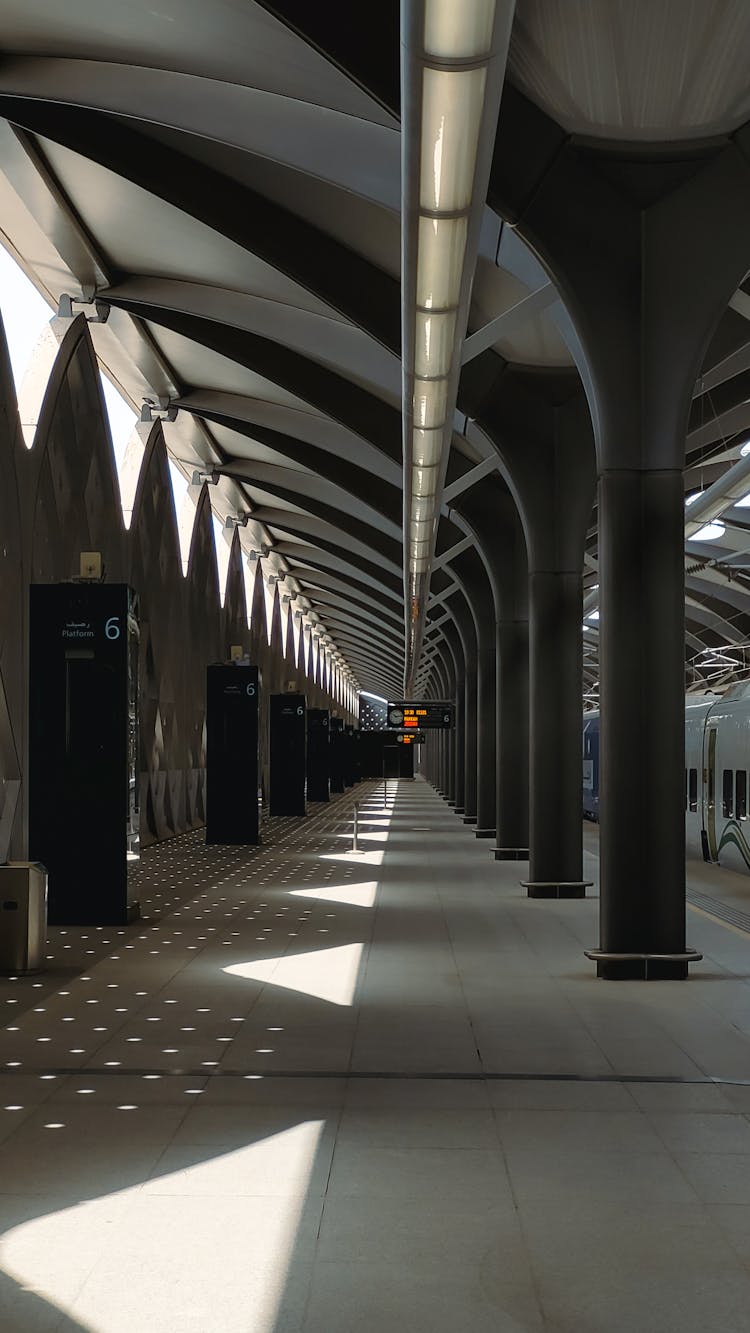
[141,396,178,423]
[57,292,111,324]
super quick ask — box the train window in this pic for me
[737,771,747,821]
[723,769,734,818]
[689,768,698,813]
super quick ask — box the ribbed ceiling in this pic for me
[510,0,750,140]
[0,0,749,698]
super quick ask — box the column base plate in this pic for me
[584,949,703,980]
[475,828,496,839]
[495,847,529,861]
[523,880,592,899]
[463,815,477,824]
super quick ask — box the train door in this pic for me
[704,726,718,861]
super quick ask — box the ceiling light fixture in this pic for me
[401,0,512,691]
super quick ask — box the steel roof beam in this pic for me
[0,96,402,352]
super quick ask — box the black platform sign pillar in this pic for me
[351,729,362,785]
[270,693,307,816]
[396,734,417,778]
[206,664,260,844]
[344,725,357,787]
[29,583,140,926]
[307,709,330,802]
[329,716,345,793]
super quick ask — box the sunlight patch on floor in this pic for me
[224,942,365,1007]
[322,848,385,867]
[333,830,388,846]
[290,882,379,908]
[0,1121,325,1333]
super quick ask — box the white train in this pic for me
[583,686,750,875]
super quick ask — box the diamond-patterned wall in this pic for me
[0,311,351,860]
[129,418,193,843]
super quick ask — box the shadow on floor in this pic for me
[0,785,393,1331]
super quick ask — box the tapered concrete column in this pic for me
[454,680,465,810]
[475,621,496,837]
[495,616,529,859]
[426,735,436,783]
[442,552,496,839]
[432,722,443,792]
[427,732,437,786]
[447,594,478,823]
[442,619,466,811]
[447,480,528,855]
[463,668,478,822]
[436,642,456,803]
[440,643,457,804]
[595,469,689,973]
[447,729,456,803]
[427,729,436,787]
[525,570,584,895]
[479,70,750,972]
[456,392,593,891]
[432,650,453,797]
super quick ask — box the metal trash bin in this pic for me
[0,862,47,974]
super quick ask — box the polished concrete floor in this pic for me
[2,779,750,1329]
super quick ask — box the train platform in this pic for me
[2,780,750,1330]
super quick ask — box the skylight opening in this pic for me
[100,372,137,476]
[691,521,725,542]
[262,572,275,646]
[212,513,230,606]
[290,608,302,665]
[0,243,53,394]
[166,462,191,571]
[241,554,256,629]
[279,596,290,657]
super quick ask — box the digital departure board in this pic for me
[387,701,454,730]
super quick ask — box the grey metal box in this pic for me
[0,863,48,974]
